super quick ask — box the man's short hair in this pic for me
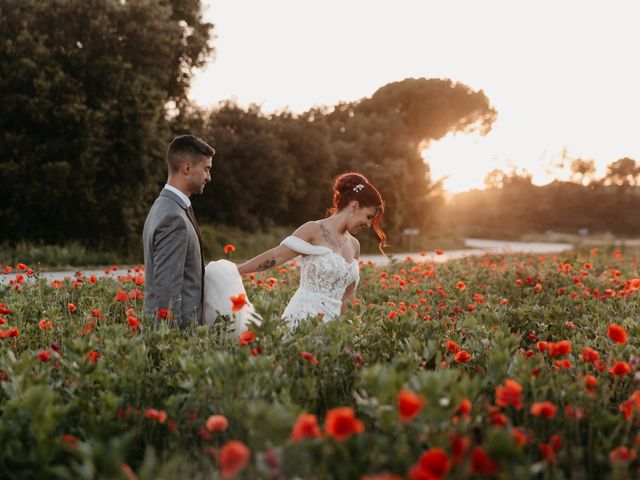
[167,135,215,172]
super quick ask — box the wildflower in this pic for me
[39,319,53,330]
[455,350,472,363]
[324,407,364,441]
[397,389,426,422]
[581,347,600,363]
[62,434,79,449]
[584,375,597,395]
[530,401,557,419]
[495,379,524,410]
[511,427,529,446]
[219,440,250,479]
[534,283,543,293]
[445,340,460,354]
[548,340,572,357]
[609,361,631,376]
[115,290,129,302]
[300,351,319,366]
[409,448,450,480]
[291,413,322,442]
[456,398,472,419]
[455,281,466,291]
[206,415,229,432]
[157,309,173,321]
[68,303,77,312]
[471,447,499,476]
[224,244,236,254]
[230,293,248,312]
[38,350,51,362]
[608,323,628,345]
[435,249,444,255]
[88,351,101,365]
[610,446,637,463]
[17,263,27,271]
[239,331,256,346]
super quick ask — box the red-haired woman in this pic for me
[204,172,386,329]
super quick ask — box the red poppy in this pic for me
[534,283,543,293]
[397,389,426,422]
[68,303,77,312]
[230,293,248,313]
[619,391,640,420]
[410,448,450,480]
[456,398,472,418]
[495,379,524,410]
[39,319,53,330]
[511,427,529,446]
[38,350,51,362]
[445,340,461,354]
[435,249,444,255]
[206,415,229,432]
[609,361,631,376]
[536,341,548,352]
[324,407,365,441]
[300,351,319,366]
[291,413,322,442]
[224,244,236,254]
[219,440,250,479]
[609,446,637,463]
[88,351,101,365]
[547,340,572,357]
[17,263,27,271]
[530,401,557,419]
[455,281,466,291]
[608,323,628,345]
[471,447,499,476]
[454,350,472,363]
[239,331,256,346]
[584,375,597,395]
[115,290,129,302]
[157,309,173,321]
[581,347,599,363]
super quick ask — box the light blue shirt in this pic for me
[164,184,191,208]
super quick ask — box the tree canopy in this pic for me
[0,0,213,250]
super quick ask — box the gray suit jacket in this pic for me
[143,189,204,328]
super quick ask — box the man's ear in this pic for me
[181,161,192,175]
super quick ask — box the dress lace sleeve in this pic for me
[280,236,333,255]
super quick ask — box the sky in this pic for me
[189,0,640,193]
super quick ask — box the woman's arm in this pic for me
[236,221,318,276]
[237,244,297,275]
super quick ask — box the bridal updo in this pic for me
[328,172,387,251]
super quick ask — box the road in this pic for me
[1,238,573,285]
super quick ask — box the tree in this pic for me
[0,0,213,250]
[605,157,640,186]
[569,158,596,185]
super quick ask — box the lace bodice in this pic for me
[280,236,359,322]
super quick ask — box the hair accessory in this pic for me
[353,184,364,192]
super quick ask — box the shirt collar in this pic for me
[164,184,191,208]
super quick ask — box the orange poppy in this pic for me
[530,401,557,419]
[291,413,322,442]
[495,379,524,410]
[397,389,426,422]
[608,323,628,345]
[324,407,364,441]
[219,440,250,479]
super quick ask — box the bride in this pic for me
[203,172,386,332]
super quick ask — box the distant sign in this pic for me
[403,228,420,236]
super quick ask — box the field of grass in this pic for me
[0,249,639,479]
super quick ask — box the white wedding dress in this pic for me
[203,236,359,333]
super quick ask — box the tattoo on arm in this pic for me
[257,258,276,271]
[319,224,333,245]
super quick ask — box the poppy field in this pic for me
[1,249,639,479]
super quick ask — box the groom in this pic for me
[143,134,214,329]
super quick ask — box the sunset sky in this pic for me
[189,0,640,193]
